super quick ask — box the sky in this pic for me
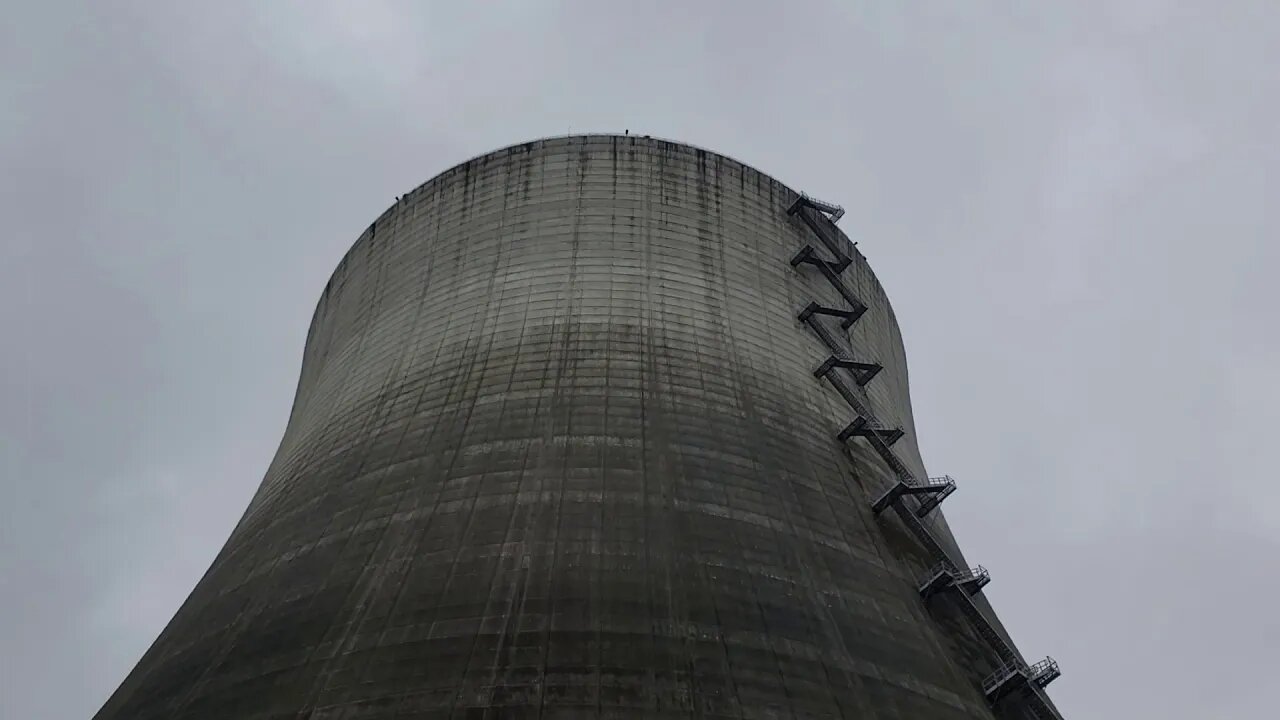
[2,1,1277,718]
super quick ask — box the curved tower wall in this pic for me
[97,135,1032,719]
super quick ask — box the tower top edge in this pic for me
[337,132,804,275]
[407,133,797,196]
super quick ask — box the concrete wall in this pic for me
[96,135,1017,719]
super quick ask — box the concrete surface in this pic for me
[94,135,1042,719]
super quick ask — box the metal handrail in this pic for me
[983,656,1059,692]
[982,659,1029,692]
[956,565,989,584]
[904,474,954,490]
[923,562,987,586]
[1030,657,1060,683]
[796,192,846,221]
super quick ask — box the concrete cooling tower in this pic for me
[95,135,1063,719]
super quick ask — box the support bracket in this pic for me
[871,475,956,516]
[983,658,1061,703]
[838,415,904,446]
[919,563,990,599]
[798,301,865,330]
[787,192,846,222]
[791,247,870,318]
[814,355,883,386]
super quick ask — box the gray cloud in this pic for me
[3,1,1276,717]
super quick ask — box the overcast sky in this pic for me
[3,2,1278,718]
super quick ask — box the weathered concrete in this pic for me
[95,135,1033,719]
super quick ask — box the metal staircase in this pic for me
[783,190,1062,719]
[919,562,990,599]
[815,355,884,387]
[837,415,905,446]
[799,300,864,330]
[983,658,1062,703]
[788,193,852,271]
[872,475,957,516]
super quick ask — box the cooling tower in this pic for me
[95,135,1061,719]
